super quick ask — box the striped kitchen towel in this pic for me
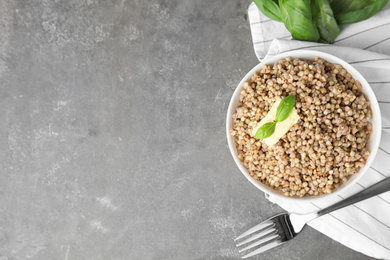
[248,2,390,259]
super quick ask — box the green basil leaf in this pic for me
[279,0,320,42]
[330,0,378,15]
[330,0,388,24]
[312,0,340,44]
[275,95,296,123]
[254,0,283,22]
[255,122,276,139]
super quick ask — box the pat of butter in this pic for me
[252,99,299,147]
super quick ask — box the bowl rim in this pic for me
[226,50,382,203]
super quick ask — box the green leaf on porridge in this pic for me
[275,95,296,123]
[255,122,276,139]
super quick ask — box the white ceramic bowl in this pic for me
[226,50,382,203]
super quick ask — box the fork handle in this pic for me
[317,176,390,217]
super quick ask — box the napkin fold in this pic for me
[248,3,390,259]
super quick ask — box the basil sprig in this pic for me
[255,95,296,140]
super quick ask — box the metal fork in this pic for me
[235,177,390,259]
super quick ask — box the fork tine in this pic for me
[238,232,279,253]
[236,224,275,247]
[234,219,274,241]
[241,239,283,259]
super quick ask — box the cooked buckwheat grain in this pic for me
[230,57,372,197]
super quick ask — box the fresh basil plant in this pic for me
[330,0,389,24]
[253,0,389,44]
[279,0,320,42]
[312,0,340,44]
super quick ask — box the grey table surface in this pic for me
[0,1,377,259]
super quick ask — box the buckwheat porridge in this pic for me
[230,57,372,197]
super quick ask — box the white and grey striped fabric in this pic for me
[248,2,390,259]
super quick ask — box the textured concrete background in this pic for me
[0,1,376,259]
